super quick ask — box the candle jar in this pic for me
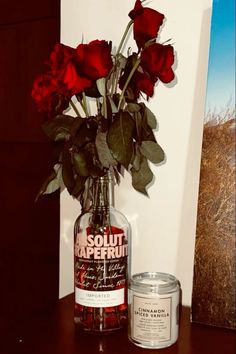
[128,272,180,349]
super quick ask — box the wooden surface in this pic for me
[3,293,235,354]
[0,0,60,346]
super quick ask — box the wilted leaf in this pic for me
[72,175,87,197]
[140,141,165,164]
[73,149,103,177]
[135,112,143,143]
[42,115,74,141]
[132,144,141,171]
[145,106,157,129]
[62,147,75,194]
[126,103,140,113]
[35,164,62,201]
[108,96,118,113]
[72,118,98,147]
[139,103,157,129]
[95,131,117,168]
[107,111,135,169]
[117,54,127,70]
[70,117,85,139]
[131,156,153,195]
[96,78,106,96]
[73,150,92,177]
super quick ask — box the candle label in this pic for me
[132,295,172,342]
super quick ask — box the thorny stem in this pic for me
[118,57,141,110]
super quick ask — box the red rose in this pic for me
[31,73,69,114]
[129,0,164,49]
[120,70,156,99]
[48,43,75,76]
[119,54,156,99]
[141,43,175,83]
[76,40,113,80]
[47,43,90,95]
[134,71,156,97]
[47,43,93,96]
[63,61,92,96]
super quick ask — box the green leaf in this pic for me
[62,147,75,194]
[35,164,62,201]
[72,175,87,197]
[107,111,135,169]
[73,149,103,177]
[108,96,118,113]
[139,102,157,129]
[95,131,117,168]
[73,150,92,177]
[70,117,86,139]
[72,118,98,147]
[126,103,140,113]
[140,141,165,164]
[96,78,106,96]
[145,106,157,129]
[132,144,141,171]
[117,54,127,70]
[42,115,75,141]
[135,111,143,144]
[131,156,153,195]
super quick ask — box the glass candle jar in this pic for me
[128,272,180,349]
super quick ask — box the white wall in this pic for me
[60,0,212,305]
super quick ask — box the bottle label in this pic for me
[75,288,124,307]
[132,295,172,343]
[74,225,128,308]
[75,231,128,260]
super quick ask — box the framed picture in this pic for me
[191,0,235,329]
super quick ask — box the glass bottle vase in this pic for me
[74,174,130,333]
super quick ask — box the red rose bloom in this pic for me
[76,40,113,80]
[129,0,164,49]
[119,54,156,99]
[48,43,92,96]
[141,43,175,83]
[63,61,92,96]
[48,43,75,76]
[134,71,156,97]
[31,73,69,114]
[47,43,95,96]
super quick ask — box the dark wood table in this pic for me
[3,294,236,354]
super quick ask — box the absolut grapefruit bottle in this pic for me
[74,173,130,333]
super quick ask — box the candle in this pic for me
[128,272,180,349]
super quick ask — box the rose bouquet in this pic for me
[32,0,175,207]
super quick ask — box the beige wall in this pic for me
[60,0,212,305]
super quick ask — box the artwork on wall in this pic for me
[191,0,235,329]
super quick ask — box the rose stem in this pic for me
[76,95,89,117]
[118,58,141,110]
[110,20,133,97]
[82,92,90,117]
[116,20,133,56]
[70,99,81,117]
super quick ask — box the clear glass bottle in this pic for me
[74,173,130,333]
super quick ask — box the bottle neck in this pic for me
[92,173,114,210]
[91,174,114,226]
